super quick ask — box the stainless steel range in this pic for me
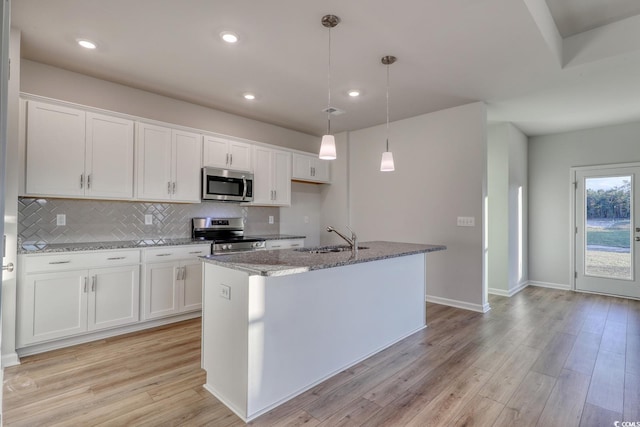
[192,217,266,254]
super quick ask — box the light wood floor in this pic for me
[3,287,640,426]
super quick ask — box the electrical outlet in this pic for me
[457,216,475,227]
[144,214,153,225]
[56,214,66,226]
[304,216,309,224]
[268,215,274,224]
[220,284,231,300]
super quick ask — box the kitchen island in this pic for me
[201,241,446,422]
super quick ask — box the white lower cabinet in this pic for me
[266,238,305,250]
[142,245,209,320]
[19,264,140,346]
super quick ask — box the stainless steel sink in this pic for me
[294,245,369,254]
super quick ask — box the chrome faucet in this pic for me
[326,225,358,256]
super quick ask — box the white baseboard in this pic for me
[488,281,530,297]
[426,294,490,313]
[1,352,20,368]
[528,281,571,291]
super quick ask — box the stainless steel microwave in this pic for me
[202,167,253,202]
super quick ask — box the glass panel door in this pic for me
[576,166,640,298]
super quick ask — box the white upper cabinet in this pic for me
[252,146,291,206]
[203,136,252,172]
[85,113,135,198]
[292,152,331,183]
[25,101,135,199]
[26,101,87,197]
[136,123,202,202]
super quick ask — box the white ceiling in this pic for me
[11,0,640,137]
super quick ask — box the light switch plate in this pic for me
[457,216,475,227]
[220,284,231,300]
[56,214,66,226]
[268,216,274,224]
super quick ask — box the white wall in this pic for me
[487,123,528,296]
[347,103,487,311]
[529,121,640,287]
[20,60,317,152]
[319,132,350,247]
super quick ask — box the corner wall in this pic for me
[529,121,640,288]
[348,103,487,311]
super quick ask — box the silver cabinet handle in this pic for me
[189,251,204,254]
[49,260,71,264]
[167,182,171,194]
[84,276,88,293]
[230,153,233,165]
[273,190,277,200]
[290,244,301,247]
[181,266,186,280]
[176,266,184,281]
[107,256,126,260]
[91,275,96,292]
[172,182,176,194]
[271,245,282,248]
[226,153,229,165]
[87,174,91,189]
[155,253,172,257]
[80,174,84,189]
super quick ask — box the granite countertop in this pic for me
[19,238,208,254]
[19,235,307,254]
[202,241,446,277]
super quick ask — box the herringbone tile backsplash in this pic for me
[18,198,279,245]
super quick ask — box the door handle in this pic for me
[636,227,640,233]
[636,237,640,241]
[2,263,14,272]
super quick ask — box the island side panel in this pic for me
[245,253,426,418]
[202,263,250,419]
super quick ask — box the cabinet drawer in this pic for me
[266,239,304,250]
[23,250,141,273]
[144,245,210,262]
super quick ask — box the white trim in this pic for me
[1,352,20,368]
[425,294,490,313]
[17,312,201,357]
[528,281,571,291]
[488,280,529,297]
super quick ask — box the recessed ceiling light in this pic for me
[220,31,239,44]
[348,90,360,97]
[243,93,256,100]
[77,39,97,49]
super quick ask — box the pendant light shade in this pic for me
[380,55,397,172]
[319,14,340,160]
[319,135,337,159]
[380,150,395,171]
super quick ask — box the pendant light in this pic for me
[380,55,397,172]
[319,14,340,160]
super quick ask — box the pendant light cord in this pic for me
[327,26,332,135]
[386,62,390,152]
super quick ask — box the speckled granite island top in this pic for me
[202,241,446,276]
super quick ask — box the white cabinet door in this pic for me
[228,141,252,172]
[136,123,173,201]
[88,265,140,331]
[292,153,330,183]
[86,113,135,199]
[143,261,181,320]
[26,101,86,196]
[203,136,252,172]
[181,260,203,312]
[203,136,231,169]
[172,129,202,202]
[272,150,291,206]
[253,146,274,205]
[251,147,291,206]
[20,270,88,345]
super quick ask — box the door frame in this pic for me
[570,161,640,295]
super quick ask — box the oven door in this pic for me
[202,168,253,202]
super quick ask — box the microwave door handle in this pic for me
[242,177,248,200]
